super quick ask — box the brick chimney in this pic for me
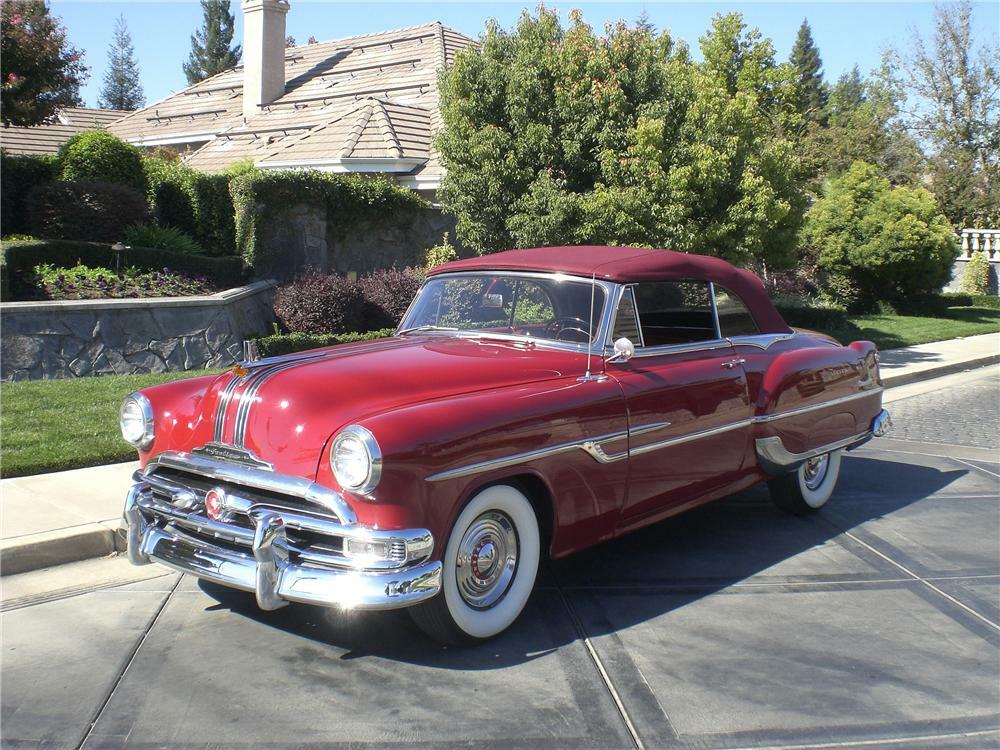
[241,0,290,121]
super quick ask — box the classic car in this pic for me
[121,245,892,643]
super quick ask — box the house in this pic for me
[107,0,474,200]
[0,107,127,156]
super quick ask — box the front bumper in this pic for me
[124,470,441,611]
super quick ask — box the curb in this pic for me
[1,353,997,578]
[880,353,999,389]
[0,522,126,577]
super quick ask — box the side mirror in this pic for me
[606,337,635,364]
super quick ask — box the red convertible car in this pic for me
[122,246,891,643]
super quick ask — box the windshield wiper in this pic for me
[396,325,460,335]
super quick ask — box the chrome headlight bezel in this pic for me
[120,392,155,450]
[330,425,382,496]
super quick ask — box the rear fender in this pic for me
[753,341,883,462]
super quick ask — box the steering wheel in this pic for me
[544,317,592,343]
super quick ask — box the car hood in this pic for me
[203,335,588,478]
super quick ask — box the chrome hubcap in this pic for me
[802,453,830,490]
[456,511,518,609]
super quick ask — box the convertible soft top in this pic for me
[430,245,791,334]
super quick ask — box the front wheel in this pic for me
[768,449,842,515]
[409,484,540,645]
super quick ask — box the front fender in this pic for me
[319,376,629,559]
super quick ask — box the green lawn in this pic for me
[1,369,218,478]
[822,307,1000,350]
[1,306,998,479]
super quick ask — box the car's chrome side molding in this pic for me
[752,387,883,424]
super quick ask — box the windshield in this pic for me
[399,273,607,345]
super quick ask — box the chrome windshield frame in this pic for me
[395,271,620,356]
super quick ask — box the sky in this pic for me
[49,1,1000,109]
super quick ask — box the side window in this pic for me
[612,288,643,346]
[714,285,759,337]
[633,281,716,346]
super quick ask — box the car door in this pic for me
[607,280,753,527]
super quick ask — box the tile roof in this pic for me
[0,107,127,156]
[108,22,474,184]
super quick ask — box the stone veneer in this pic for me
[1,281,276,380]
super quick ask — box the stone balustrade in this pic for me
[959,229,1000,259]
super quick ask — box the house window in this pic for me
[632,281,717,346]
[713,285,759,337]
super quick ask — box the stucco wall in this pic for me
[944,257,1000,295]
[1,281,276,381]
[259,204,457,278]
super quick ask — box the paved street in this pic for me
[2,368,998,750]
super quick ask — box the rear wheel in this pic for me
[409,484,540,645]
[768,449,842,515]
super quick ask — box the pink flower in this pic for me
[10,14,22,25]
[6,72,18,83]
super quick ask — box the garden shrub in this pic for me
[254,328,395,358]
[0,239,245,298]
[806,161,958,311]
[358,267,425,329]
[0,152,58,236]
[58,131,145,190]
[960,250,992,295]
[142,157,238,255]
[231,170,426,274]
[274,271,366,335]
[29,263,214,300]
[125,223,204,254]
[774,297,856,332]
[424,232,458,269]
[143,155,199,236]
[27,181,150,242]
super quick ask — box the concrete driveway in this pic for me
[2,370,998,750]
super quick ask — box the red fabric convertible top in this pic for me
[430,246,791,334]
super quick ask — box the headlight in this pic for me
[120,392,155,449]
[330,425,381,495]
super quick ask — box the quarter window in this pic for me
[713,285,759,337]
[632,281,717,346]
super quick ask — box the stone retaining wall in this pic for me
[1,281,276,380]
[944,256,1000,295]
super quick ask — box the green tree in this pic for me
[438,9,806,271]
[789,19,827,124]
[98,14,144,110]
[183,0,241,84]
[881,0,999,227]
[1,0,87,126]
[803,69,922,186]
[806,161,958,308]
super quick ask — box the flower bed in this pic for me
[29,263,217,300]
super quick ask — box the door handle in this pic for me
[721,358,746,369]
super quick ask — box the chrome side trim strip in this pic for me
[146,451,358,525]
[629,418,753,457]
[727,333,797,350]
[752,387,883,424]
[425,420,674,482]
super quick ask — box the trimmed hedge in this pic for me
[142,157,237,255]
[58,131,145,190]
[0,152,58,236]
[1,239,246,299]
[254,328,395,358]
[27,181,149,242]
[231,170,427,275]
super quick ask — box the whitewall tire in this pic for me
[410,484,540,644]
[768,449,842,515]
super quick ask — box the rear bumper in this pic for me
[124,483,442,611]
[755,408,892,475]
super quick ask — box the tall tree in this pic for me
[881,0,999,226]
[789,19,827,124]
[98,14,144,110]
[183,0,241,84]
[1,0,87,125]
[438,9,806,271]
